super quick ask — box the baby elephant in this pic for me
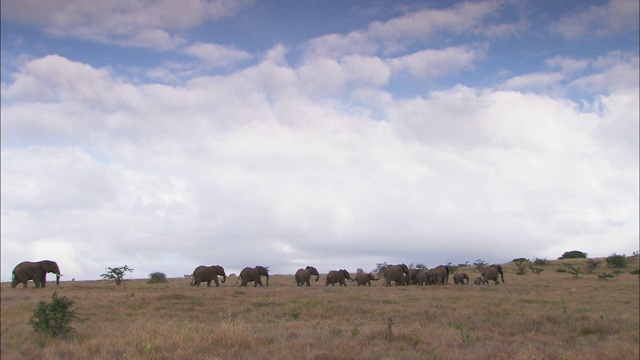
[353,272,379,286]
[474,277,484,285]
[453,272,469,285]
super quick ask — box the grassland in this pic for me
[1,258,638,360]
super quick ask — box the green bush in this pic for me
[556,267,567,273]
[630,269,640,275]
[148,272,168,283]
[605,253,628,268]
[558,250,587,259]
[29,292,84,337]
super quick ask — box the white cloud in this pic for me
[184,42,252,67]
[0,0,251,49]
[550,0,639,39]
[2,54,637,281]
[388,45,483,78]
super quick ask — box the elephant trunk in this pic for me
[265,274,269,286]
[221,273,227,283]
[55,273,61,286]
[500,272,505,283]
[315,273,319,281]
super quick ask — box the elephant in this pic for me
[190,265,226,287]
[353,272,379,286]
[474,277,483,285]
[431,265,450,285]
[415,270,429,286]
[295,266,320,286]
[382,264,409,286]
[481,264,505,284]
[405,269,419,285]
[237,266,269,287]
[453,272,469,285]
[325,269,352,286]
[11,260,62,288]
[426,269,437,285]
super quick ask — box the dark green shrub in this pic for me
[630,269,640,275]
[29,292,84,337]
[529,266,544,275]
[533,257,550,265]
[148,272,168,283]
[605,253,628,268]
[556,267,567,273]
[512,258,528,263]
[558,250,587,259]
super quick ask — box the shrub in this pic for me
[29,292,84,337]
[584,259,601,274]
[513,259,529,275]
[100,265,134,285]
[630,269,640,275]
[559,250,587,259]
[605,253,628,268]
[556,267,567,273]
[148,272,168,284]
[533,257,550,266]
[529,266,544,275]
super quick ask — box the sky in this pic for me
[1,0,638,282]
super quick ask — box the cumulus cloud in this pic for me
[1,53,638,280]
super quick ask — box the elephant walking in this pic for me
[481,265,505,284]
[295,266,320,286]
[453,272,469,285]
[382,264,409,286]
[237,266,269,287]
[431,265,450,285]
[325,269,351,286]
[474,277,483,285]
[415,270,429,286]
[191,265,226,287]
[353,272,379,286]
[11,260,61,288]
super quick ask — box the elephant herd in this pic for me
[10,260,505,289]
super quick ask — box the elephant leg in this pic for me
[206,280,212,287]
[213,278,219,287]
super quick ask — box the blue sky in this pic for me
[1,0,638,281]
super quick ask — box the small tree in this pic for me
[605,253,628,269]
[356,268,364,274]
[473,259,487,273]
[415,263,428,271]
[565,264,581,279]
[559,250,587,259]
[513,259,529,275]
[148,271,168,284]
[101,265,134,285]
[29,292,84,337]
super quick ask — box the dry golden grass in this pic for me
[2,258,638,360]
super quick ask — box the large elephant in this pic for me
[237,266,269,287]
[325,269,351,286]
[431,265,450,285]
[481,264,505,284]
[453,272,469,285]
[190,265,226,287]
[11,260,62,288]
[415,270,429,286]
[353,272,379,286]
[295,266,320,287]
[382,264,409,286]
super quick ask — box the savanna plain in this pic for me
[2,258,639,360]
